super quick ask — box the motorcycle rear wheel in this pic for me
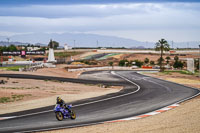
[55,112,64,121]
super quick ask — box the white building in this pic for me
[64,44,72,50]
[27,46,40,51]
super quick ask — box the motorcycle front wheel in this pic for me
[55,112,64,121]
[70,110,76,120]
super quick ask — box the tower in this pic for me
[47,39,56,63]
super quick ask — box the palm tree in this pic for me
[155,39,170,71]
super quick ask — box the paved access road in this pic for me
[0,71,199,133]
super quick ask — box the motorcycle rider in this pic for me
[56,97,71,113]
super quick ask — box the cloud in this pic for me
[1,0,200,6]
[0,3,163,18]
[0,2,200,41]
[0,3,200,18]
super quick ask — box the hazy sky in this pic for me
[0,0,200,42]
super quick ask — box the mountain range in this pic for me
[0,33,199,48]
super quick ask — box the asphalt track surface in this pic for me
[0,70,199,133]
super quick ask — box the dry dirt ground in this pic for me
[1,65,200,133]
[42,71,200,133]
[80,50,199,62]
[0,64,81,78]
[123,53,199,62]
[145,72,200,89]
[0,65,121,114]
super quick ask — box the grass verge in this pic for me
[161,70,198,75]
[54,51,83,57]
[0,94,32,103]
[0,65,25,71]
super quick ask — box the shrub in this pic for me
[144,58,149,64]
[133,60,144,67]
[109,61,113,66]
[119,60,128,66]
[0,97,11,103]
[173,55,184,69]
[150,60,155,65]
[173,60,184,69]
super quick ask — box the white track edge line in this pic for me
[3,71,140,120]
[106,71,200,123]
[13,93,200,133]
[4,71,200,132]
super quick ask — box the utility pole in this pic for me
[7,38,10,45]
[96,40,99,48]
[73,40,76,49]
[172,41,173,49]
[73,40,76,52]
[199,44,200,78]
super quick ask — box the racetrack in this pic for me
[0,70,199,133]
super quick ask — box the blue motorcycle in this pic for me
[54,104,76,121]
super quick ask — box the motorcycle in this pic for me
[54,104,76,121]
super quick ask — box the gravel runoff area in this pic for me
[0,78,121,114]
[41,71,200,133]
[0,65,121,114]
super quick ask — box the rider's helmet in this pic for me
[57,97,62,102]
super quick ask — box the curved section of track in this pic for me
[0,70,199,133]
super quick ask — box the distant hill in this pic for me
[0,41,47,47]
[0,41,29,46]
[0,33,199,48]
[0,33,152,48]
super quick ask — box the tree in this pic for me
[0,46,3,53]
[2,46,7,51]
[40,47,46,51]
[144,58,149,64]
[119,60,128,66]
[150,60,155,65]
[155,39,170,71]
[109,61,113,66]
[48,39,59,49]
[0,45,17,51]
[7,45,17,51]
[157,57,165,66]
[194,59,199,70]
[133,59,144,67]
[173,60,184,69]
[174,55,179,61]
[165,56,171,64]
[109,61,114,69]
[173,56,184,69]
